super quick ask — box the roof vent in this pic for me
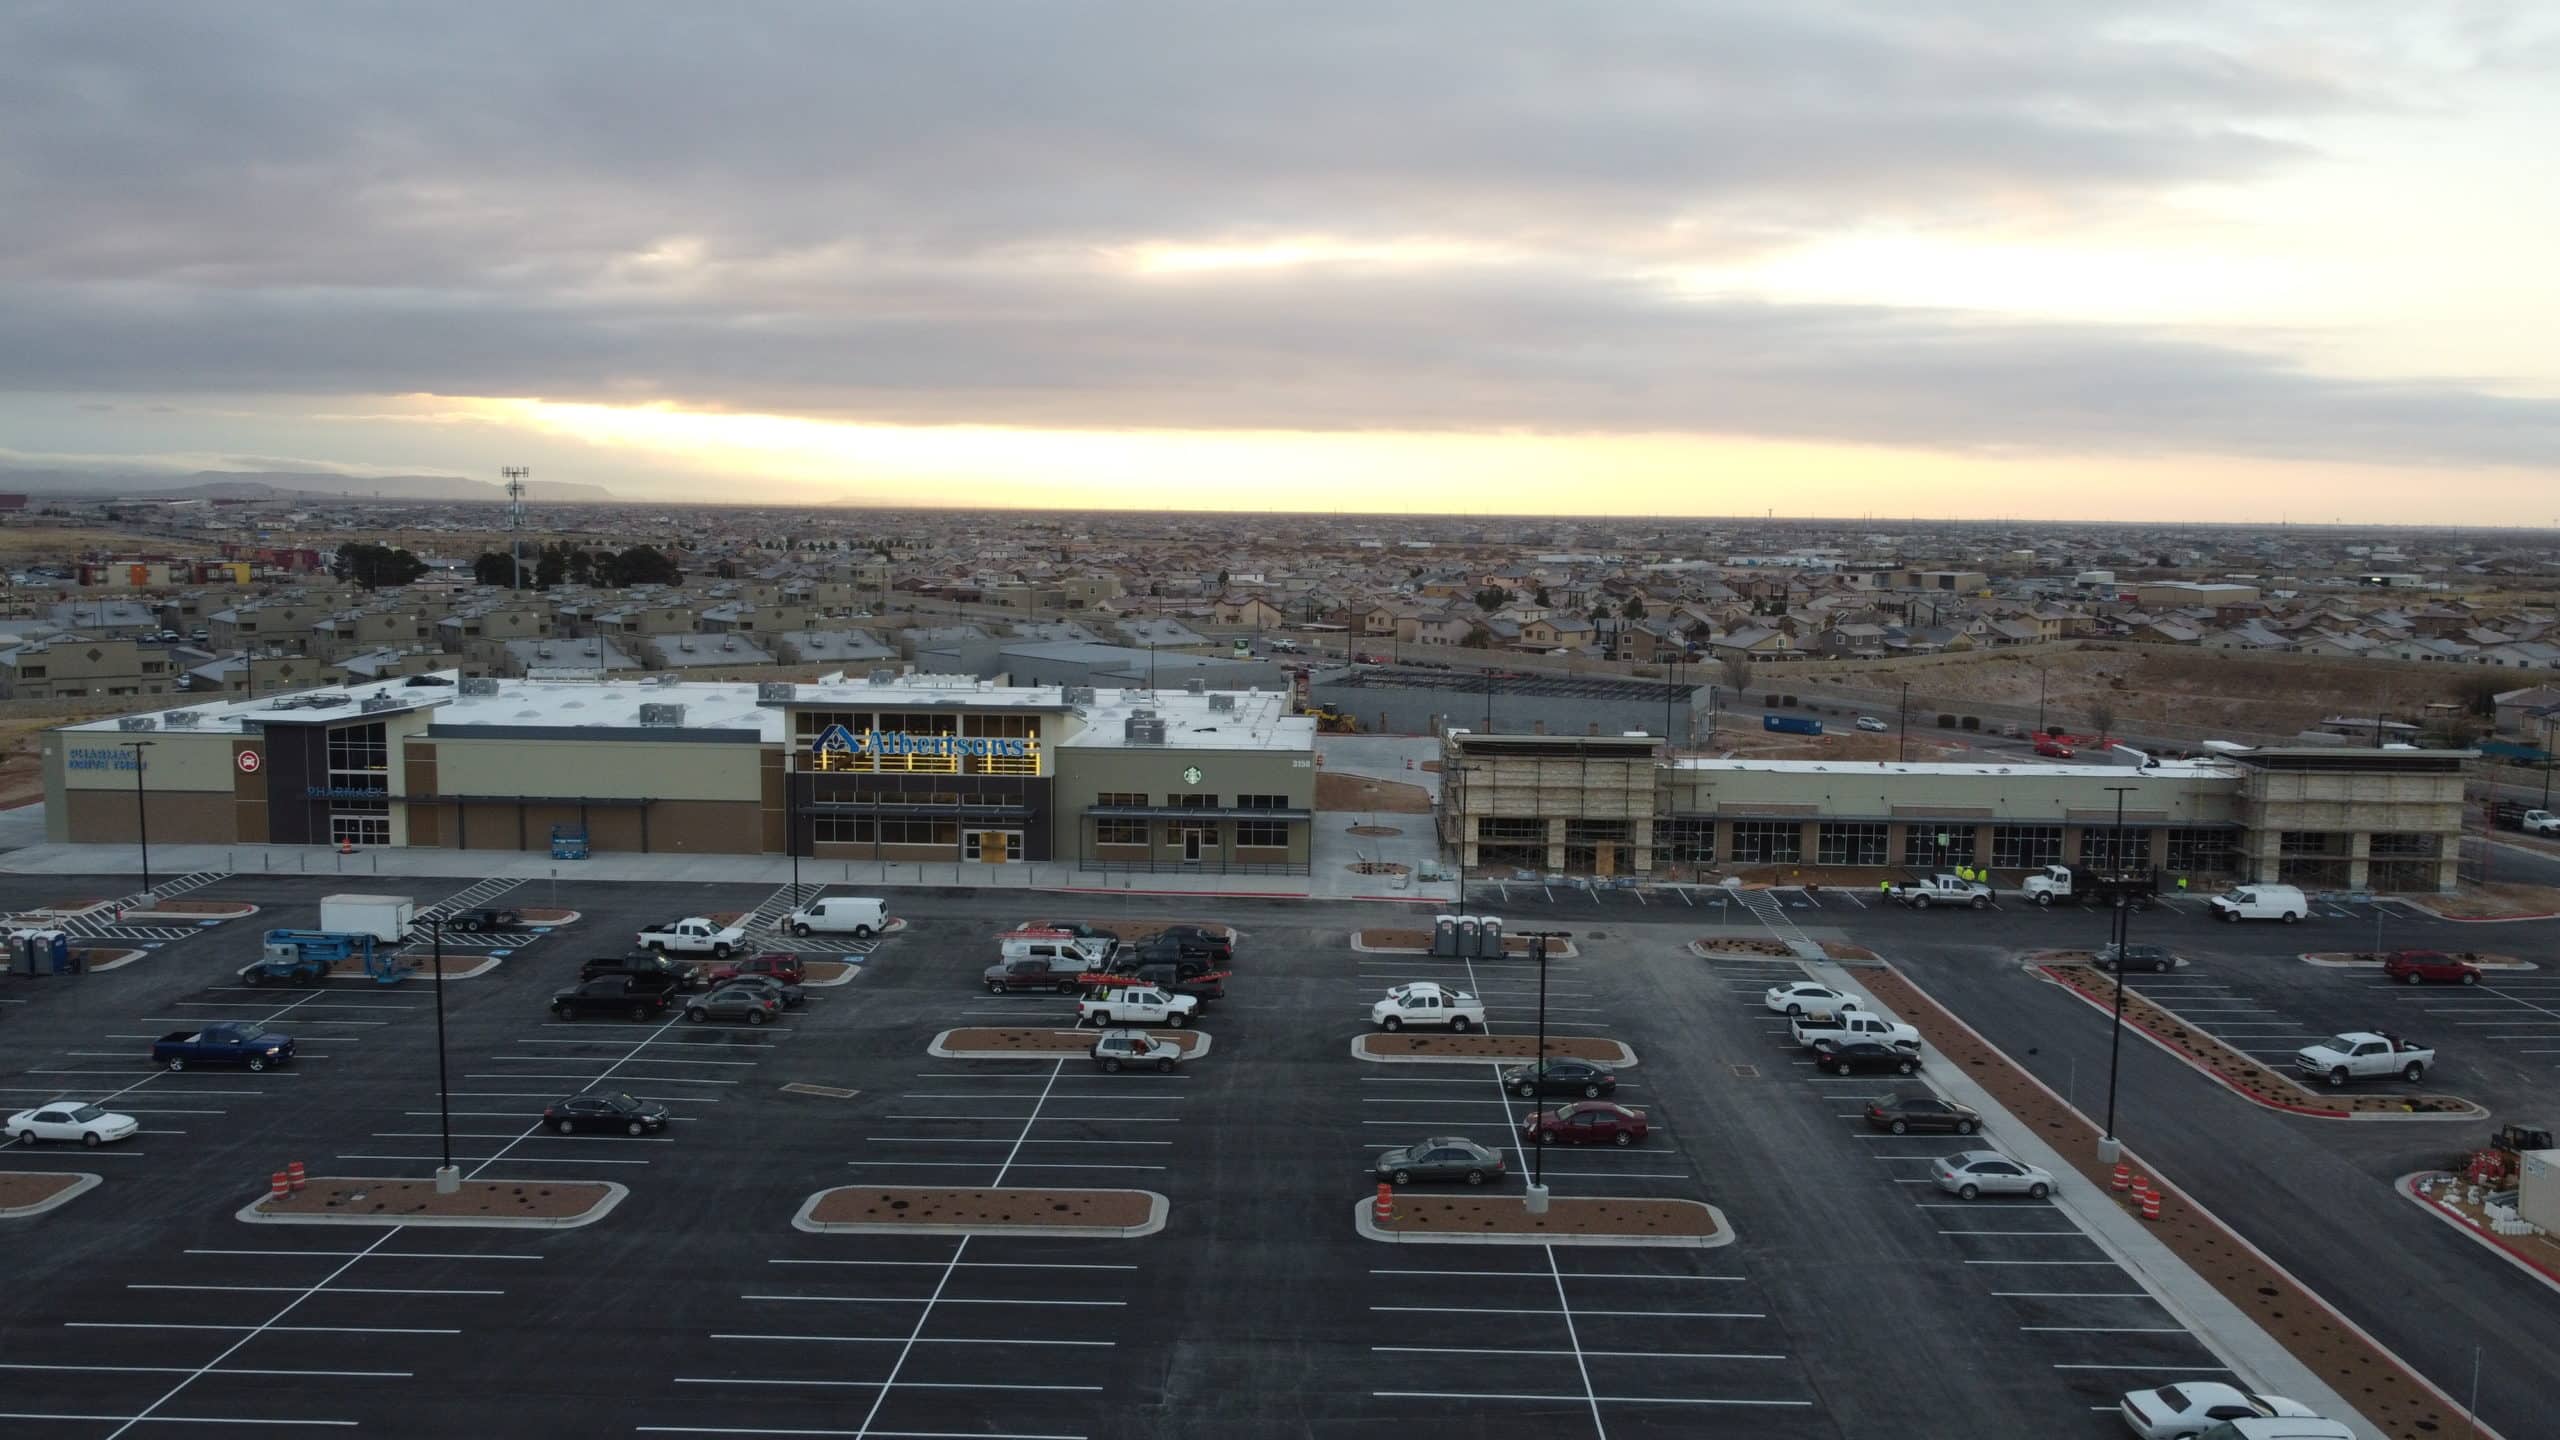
[638,703,687,728]
[459,677,501,697]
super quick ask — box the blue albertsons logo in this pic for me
[812,724,1030,760]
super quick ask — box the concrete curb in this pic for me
[2036,965,2486,1122]
[793,1187,1168,1239]
[236,1179,628,1230]
[291,953,500,984]
[1349,1035,1637,1067]
[78,948,150,972]
[1351,1195,1733,1248]
[929,1029,1213,1062]
[0,1171,102,1219]
[798,962,867,988]
[119,905,259,923]
[513,910,584,927]
[2392,897,2560,923]
[1687,942,1808,962]
[1350,936,1582,958]
[2398,1172,2560,1298]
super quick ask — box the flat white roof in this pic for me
[1674,757,2240,780]
[65,672,1313,752]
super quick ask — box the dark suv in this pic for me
[1123,958,1224,1004]
[983,956,1090,994]
[1144,926,1234,964]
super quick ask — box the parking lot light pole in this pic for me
[123,740,154,895]
[422,915,458,1194]
[2097,785,2135,1166]
[1518,929,1571,1214]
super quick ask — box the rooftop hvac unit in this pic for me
[1125,716,1167,743]
[655,672,682,686]
[638,703,687,727]
[1208,693,1236,711]
[1185,677,1206,694]
[1063,686,1097,705]
[680,638,695,651]
[459,677,501,697]
[582,641,597,654]
[758,682,795,702]
[116,716,157,731]
[721,637,737,650]
[867,668,901,685]
[161,709,200,728]
[360,695,404,713]
[537,643,554,658]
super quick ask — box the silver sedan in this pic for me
[1929,1149,2053,1200]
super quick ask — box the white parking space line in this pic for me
[2021,1326,2188,1334]
[0,1414,356,1429]
[1373,1305,1765,1319]
[638,1429,1082,1440]
[1991,1290,2147,1298]
[2053,1362,2232,1373]
[714,1334,1113,1347]
[1367,1269,1745,1282]
[1374,1390,1809,1409]
[866,1137,1170,1145]
[675,1377,1104,1393]
[0,1363,413,1378]
[766,1259,1139,1271]
[883,1113,1179,1122]
[338,1153,653,1166]
[70,1321,459,1336]
[184,1248,541,1261]
[126,1283,505,1297]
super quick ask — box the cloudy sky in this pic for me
[3,1,2556,521]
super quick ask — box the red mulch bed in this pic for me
[254,1178,612,1219]
[808,1186,1152,1228]
[940,1027,1205,1055]
[0,1172,91,1213]
[1377,1195,1722,1238]
[1363,1032,1629,1063]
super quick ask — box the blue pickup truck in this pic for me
[152,1022,296,1072]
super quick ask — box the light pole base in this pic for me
[433,1165,461,1195]
[1523,1183,1551,1215]
[2095,1134,2122,1167]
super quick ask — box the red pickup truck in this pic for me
[2383,950,2480,986]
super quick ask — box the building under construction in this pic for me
[1313,665,1713,746]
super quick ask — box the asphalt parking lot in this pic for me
[1,868,2554,1437]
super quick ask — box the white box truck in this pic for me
[320,894,415,942]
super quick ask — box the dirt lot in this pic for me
[1317,771,1433,813]
[1707,724,1973,762]
[0,526,153,559]
[0,710,120,808]
[1806,647,2493,739]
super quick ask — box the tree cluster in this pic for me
[470,541,682,590]
[332,541,429,590]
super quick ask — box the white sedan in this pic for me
[1855,715,1887,732]
[1763,982,1861,1017]
[6,1102,140,1148]
[2119,1382,2318,1438]
[1930,1149,2053,1200]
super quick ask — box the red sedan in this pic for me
[702,952,805,986]
[1519,1101,1649,1147]
[2033,735,2075,758]
[2384,950,2480,986]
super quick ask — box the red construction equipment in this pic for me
[1374,1183,1394,1224]
[269,1171,290,1200]
[287,1160,307,1192]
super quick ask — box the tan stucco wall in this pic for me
[429,738,764,803]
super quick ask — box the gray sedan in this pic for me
[684,987,780,1025]
[1374,1136,1507,1187]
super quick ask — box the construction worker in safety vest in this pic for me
[2176,874,2189,892]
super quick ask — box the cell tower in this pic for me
[502,466,530,588]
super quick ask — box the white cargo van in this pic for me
[786,896,888,938]
[2208,883,2308,924]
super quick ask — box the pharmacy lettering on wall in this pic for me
[809,724,1034,767]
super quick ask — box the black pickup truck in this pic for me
[579,952,697,988]
[550,975,679,1021]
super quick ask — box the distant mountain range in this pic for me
[0,467,617,504]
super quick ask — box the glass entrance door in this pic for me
[964,830,1021,863]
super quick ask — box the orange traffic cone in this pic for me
[1374,1182,1394,1224]
[338,839,355,855]
[2140,1187,2162,1221]
[269,1171,290,1200]
[287,1160,307,1192]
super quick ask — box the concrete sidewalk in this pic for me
[0,836,1462,905]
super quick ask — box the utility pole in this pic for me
[1517,928,1572,1215]
[124,740,154,894]
[1897,681,1911,764]
[2097,783,2136,1167]
[421,914,458,1194]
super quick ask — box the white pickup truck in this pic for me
[2525,809,2560,836]
[1790,1010,1921,1051]
[2294,1031,2434,1086]
[1077,984,1198,1028]
[1887,874,1994,910]
[636,916,748,958]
